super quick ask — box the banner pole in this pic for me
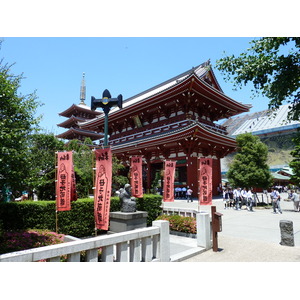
[55,152,58,233]
[92,149,97,237]
[56,210,58,233]
[197,157,201,213]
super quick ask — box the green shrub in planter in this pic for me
[156,214,197,234]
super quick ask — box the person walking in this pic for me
[177,187,182,199]
[181,186,187,199]
[175,187,180,199]
[223,188,230,209]
[290,190,300,212]
[228,188,234,208]
[233,187,241,210]
[247,188,254,212]
[241,188,248,209]
[270,188,282,214]
[186,187,193,202]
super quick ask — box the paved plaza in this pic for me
[164,193,300,262]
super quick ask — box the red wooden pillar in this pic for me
[146,159,151,193]
[212,158,221,196]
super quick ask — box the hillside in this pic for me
[221,133,295,172]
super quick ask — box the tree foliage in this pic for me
[227,133,273,189]
[0,47,41,193]
[216,37,300,121]
[26,133,64,199]
[289,132,300,186]
[64,139,94,198]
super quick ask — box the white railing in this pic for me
[0,220,170,262]
[161,207,198,218]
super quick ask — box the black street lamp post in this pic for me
[91,89,122,147]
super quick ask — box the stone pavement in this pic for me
[165,193,300,262]
[169,234,206,262]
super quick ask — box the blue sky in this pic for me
[1,37,274,134]
[0,2,296,136]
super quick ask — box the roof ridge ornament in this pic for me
[79,72,86,105]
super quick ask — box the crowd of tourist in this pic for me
[222,187,255,211]
[221,186,300,213]
[173,184,300,213]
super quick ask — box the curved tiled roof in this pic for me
[57,115,87,128]
[56,127,104,141]
[79,61,251,130]
[223,104,300,136]
[59,104,102,118]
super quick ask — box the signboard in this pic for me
[56,151,74,211]
[163,160,176,202]
[94,148,112,230]
[198,157,212,205]
[71,164,77,202]
[130,156,143,198]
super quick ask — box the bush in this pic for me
[136,194,163,226]
[156,214,196,234]
[0,194,162,237]
[0,229,64,255]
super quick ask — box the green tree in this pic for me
[227,133,273,189]
[26,133,64,199]
[64,138,94,198]
[216,37,300,121]
[0,45,41,194]
[289,132,300,186]
[111,155,128,193]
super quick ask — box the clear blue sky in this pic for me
[1,37,273,134]
[0,2,296,136]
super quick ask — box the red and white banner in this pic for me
[198,157,212,205]
[130,156,143,198]
[163,160,176,202]
[56,151,74,211]
[94,148,112,231]
[71,164,77,202]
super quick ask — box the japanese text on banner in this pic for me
[94,148,112,231]
[198,157,212,205]
[56,151,74,211]
[130,156,143,198]
[163,160,175,202]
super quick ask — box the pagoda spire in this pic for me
[79,72,86,105]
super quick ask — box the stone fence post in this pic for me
[196,212,211,249]
[152,220,170,262]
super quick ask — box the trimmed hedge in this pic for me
[0,194,162,238]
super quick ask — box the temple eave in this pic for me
[109,122,236,158]
[56,128,104,141]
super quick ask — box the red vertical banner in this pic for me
[71,165,77,202]
[163,160,176,202]
[198,157,212,205]
[94,148,112,231]
[130,156,143,198]
[56,151,73,211]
